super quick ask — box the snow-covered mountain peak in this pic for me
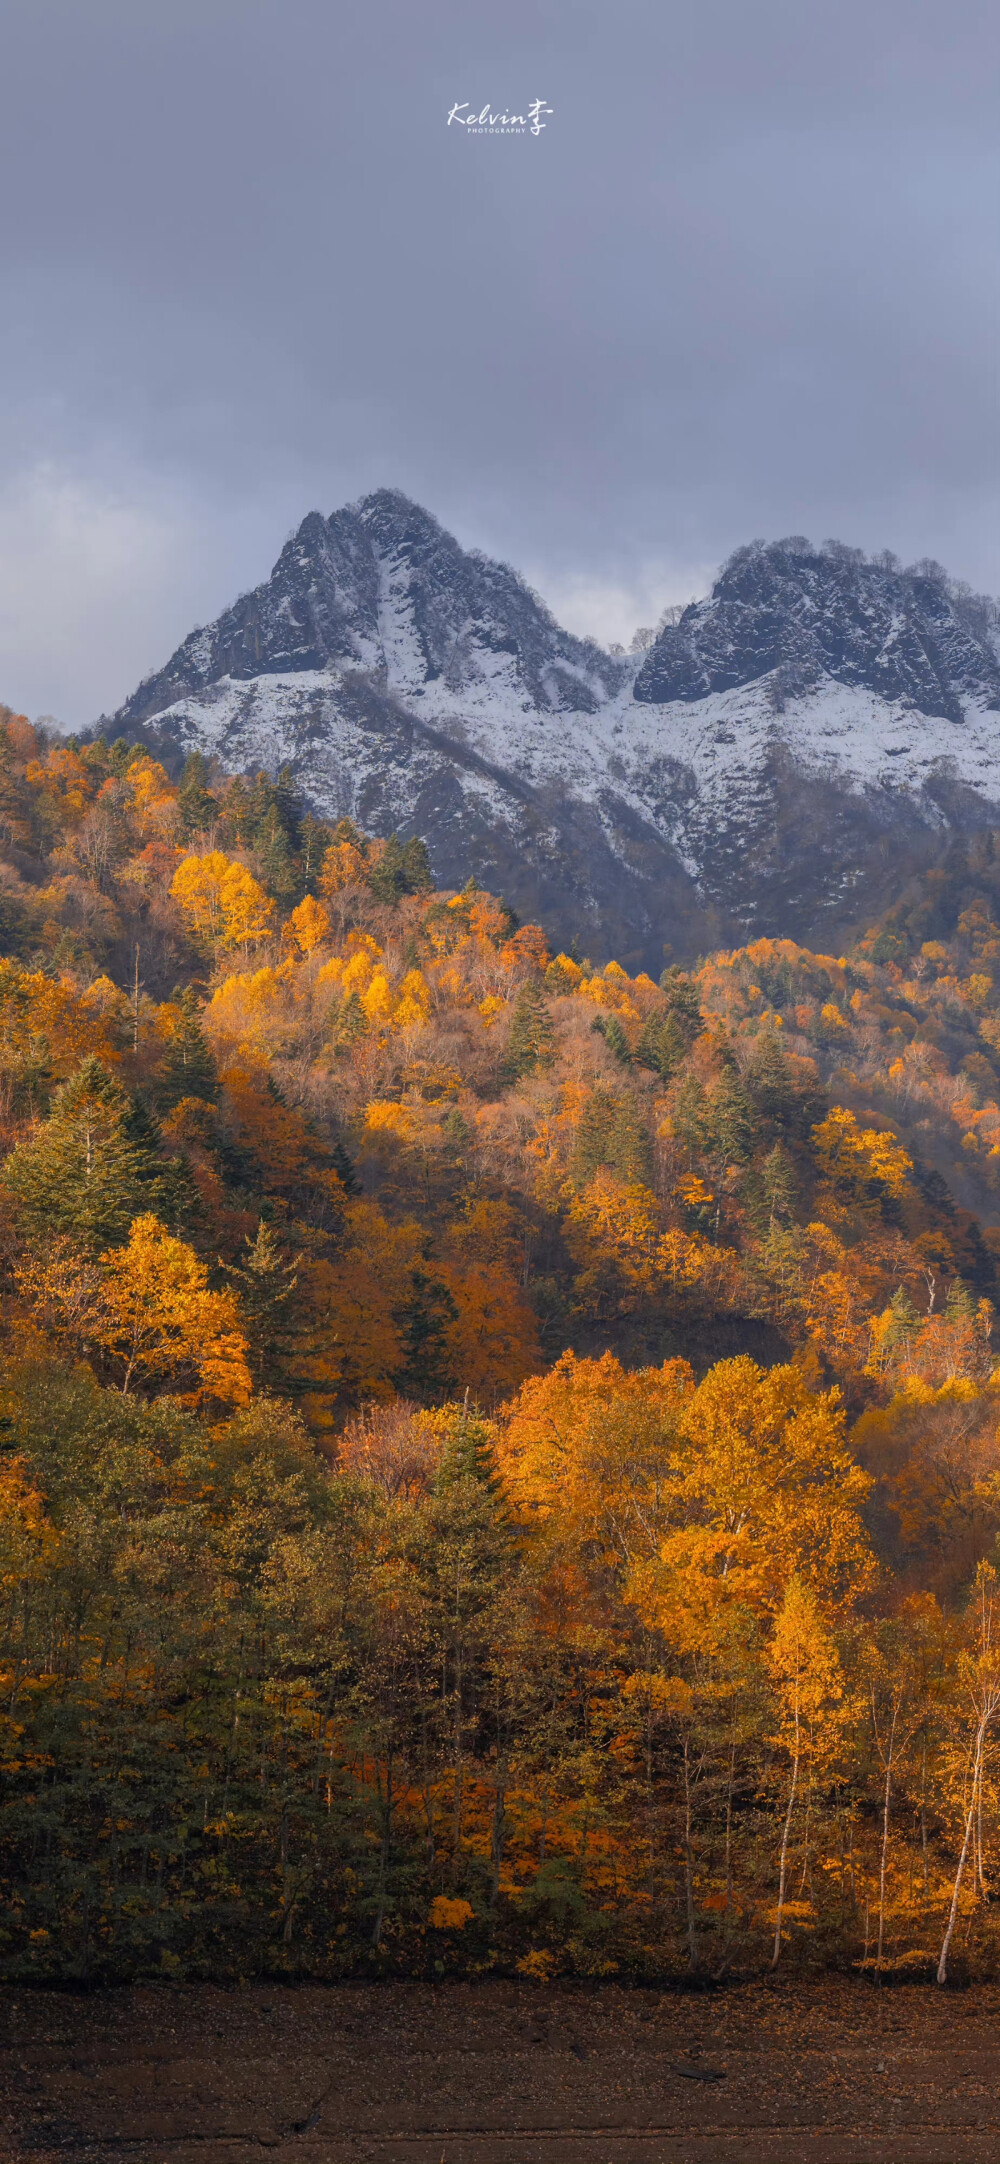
[636,537,1000,721]
[107,500,1000,969]
[116,491,625,733]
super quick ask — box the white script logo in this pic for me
[447,99,553,136]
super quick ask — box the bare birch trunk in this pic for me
[938,1719,986,1985]
[877,1705,897,1976]
[772,1696,801,1969]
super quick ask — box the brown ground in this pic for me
[4,1977,1000,2163]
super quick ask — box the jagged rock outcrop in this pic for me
[634,538,1000,721]
[116,491,623,727]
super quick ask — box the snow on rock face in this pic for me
[117,490,623,729]
[634,538,1000,721]
[108,498,1000,969]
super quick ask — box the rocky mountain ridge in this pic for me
[108,492,1000,970]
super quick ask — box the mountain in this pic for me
[108,493,1000,971]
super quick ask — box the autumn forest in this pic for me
[8,708,1000,1987]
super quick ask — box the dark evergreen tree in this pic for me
[397,1269,458,1401]
[635,1010,685,1080]
[760,1142,798,1228]
[886,1284,921,1351]
[944,1278,976,1325]
[572,1086,653,1187]
[331,1139,361,1195]
[255,807,298,902]
[658,966,703,1043]
[107,736,143,778]
[222,774,253,845]
[365,831,432,906]
[442,1106,471,1155]
[224,1221,299,1389]
[177,751,217,837]
[337,991,368,1049]
[300,811,332,894]
[500,982,555,1084]
[270,764,302,851]
[744,1027,823,1141]
[402,835,433,892]
[709,1069,755,1169]
[1,1057,188,1251]
[367,833,411,905]
[435,1405,503,1496]
[592,1012,632,1064]
[154,989,218,1112]
[671,1072,711,1157]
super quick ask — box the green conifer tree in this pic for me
[270,764,302,849]
[592,1012,632,1064]
[154,989,218,1112]
[397,1269,458,1401]
[671,1072,711,1157]
[224,1221,299,1389]
[178,752,218,838]
[435,1404,503,1496]
[366,830,430,905]
[299,811,332,893]
[107,736,143,779]
[709,1069,755,1169]
[658,966,703,1043]
[500,983,555,1084]
[760,1142,798,1228]
[255,808,298,902]
[337,990,368,1049]
[222,774,252,846]
[331,1139,361,1195]
[572,1086,653,1186]
[2,1057,183,1251]
[367,833,410,905]
[635,1010,685,1081]
[402,835,433,892]
[886,1284,921,1350]
[944,1278,976,1326]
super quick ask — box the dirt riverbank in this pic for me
[5,1975,1000,2162]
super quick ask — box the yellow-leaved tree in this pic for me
[31,1220,254,1402]
[171,850,276,953]
[123,754,179,839]
[285,894,331,956]
[72,1216,251,1405]
[636,1357,875,1652]
[812,1105,913,1201]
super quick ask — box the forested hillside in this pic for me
[6,707,1000,1984]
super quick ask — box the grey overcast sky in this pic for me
[1,0,998,725]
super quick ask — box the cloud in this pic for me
[527,565,714,650]
[0,0,997,720]
[0,462,214,724]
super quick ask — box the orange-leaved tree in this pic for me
[284,893,331,956]
[498,1348,695,1567]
